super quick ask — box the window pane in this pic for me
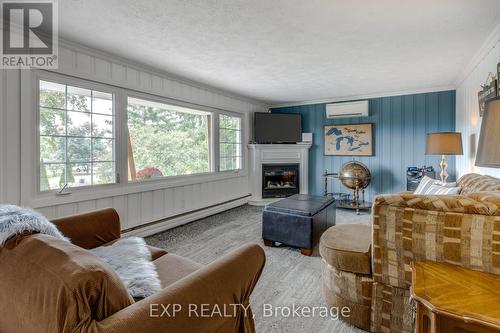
[92,138,113,161]
[67,111,91,137]
[92,114,113,138]
[67,137,91,162]
[220,114,240,130]
[220,143,237,157]
[219,114,242,171]
[67,86,91,111]
[127,97,211,180]
[41,163,65,191]
[40,108,65,135]
[93,162,115,184]
[68,163,91,187]
[39,81,65,109]
[38,79,116,191]
[220,129,240,144]
[92,91,113,115]
[40,136,65,162]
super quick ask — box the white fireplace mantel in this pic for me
[247,143,312,205]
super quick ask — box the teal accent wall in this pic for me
[272,90,456,200]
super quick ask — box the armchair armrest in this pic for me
[96,243,266,333]
[51,208,121,249]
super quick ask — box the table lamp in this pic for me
[476,97,500,168]
[426,132,463,182]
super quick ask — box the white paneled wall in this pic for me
[1,40,266,233]
[455,23,500,179]
[36,175,250,232]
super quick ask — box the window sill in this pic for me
[28,169,247,208]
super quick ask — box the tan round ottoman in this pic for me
[320,224,373,331]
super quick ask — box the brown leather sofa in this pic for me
[0,208,266,333]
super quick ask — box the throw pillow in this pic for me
[90,237,162,298]
[414,176,436,194]
[424,184,461,195]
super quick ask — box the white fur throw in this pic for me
[90,237,162,298]
[0,205,161,298]
[0,204,67,246]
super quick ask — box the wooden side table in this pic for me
[411,261,500,333]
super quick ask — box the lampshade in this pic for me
[426,132,463,155]
[476,97,500,167]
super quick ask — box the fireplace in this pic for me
[262,164,300,198]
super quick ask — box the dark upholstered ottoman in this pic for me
[262,194,336,256]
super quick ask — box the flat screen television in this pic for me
[254,113,302,143]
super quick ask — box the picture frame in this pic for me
[324,123,374,156]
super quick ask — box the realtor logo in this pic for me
[1,0,58,68]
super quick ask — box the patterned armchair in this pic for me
[370,173,500,332]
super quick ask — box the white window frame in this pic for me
[217,112,243,172]
[20,70,247,208]
[37,76,120,192]
[125,92,216,182]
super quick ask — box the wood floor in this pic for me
[146,204,370,333]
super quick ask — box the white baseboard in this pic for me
[122,195,250,238]
[248,198,280,206]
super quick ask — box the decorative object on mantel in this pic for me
[478,71,498,116]
[476,97,500,168]
[323,161,372,214]
[425,132,463,183]
[324,123,373,156]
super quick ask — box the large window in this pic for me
[127,97,212,180]
[39,80,116,191]
[219,114,242,171]
[35,74,245,195]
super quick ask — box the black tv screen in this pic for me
[254,113,302,143]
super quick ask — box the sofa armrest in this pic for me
[96,243,266,333]
[373,193,496,216]
[51,208,121,249]
[372,194,500,289]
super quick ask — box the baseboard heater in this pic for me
[121,193,252,234]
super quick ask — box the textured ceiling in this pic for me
[58,0,500,105]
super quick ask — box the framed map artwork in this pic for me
[324,123,373,156]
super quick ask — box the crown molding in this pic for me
[269,85,456,109]
[454,18,500,87]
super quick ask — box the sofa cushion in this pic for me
[148,245,168,260]
[0,234,133,333]
[154,253,203,288]
[319,224,371,274]
[457,173,500,195]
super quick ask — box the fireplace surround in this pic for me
[248,143,312,205]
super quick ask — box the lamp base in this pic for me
[439,155,448,183]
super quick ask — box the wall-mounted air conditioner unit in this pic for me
[326,100,369,119]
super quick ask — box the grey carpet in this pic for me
[146,204,370,333]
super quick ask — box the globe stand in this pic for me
[323,163,372,215]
